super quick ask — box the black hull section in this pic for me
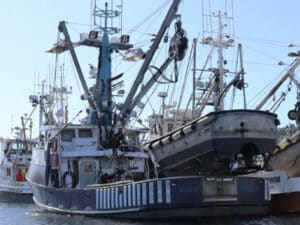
[28,175,270,219]
[158,137,275,170]
[0,191,33,203]
[147,110,278,172]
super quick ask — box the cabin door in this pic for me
[78,160,97,188]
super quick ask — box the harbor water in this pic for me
[1,202,300,225]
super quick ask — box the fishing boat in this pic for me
[143,8,280,177]
[0,119,35,202]
[267,103,300,177]
[241,50,300,214]
[267,131,300,178]
[26,0,271,218]
[246,169,300,214]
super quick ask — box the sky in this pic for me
[0,0,300,137]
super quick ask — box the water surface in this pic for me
[1,203,299,225]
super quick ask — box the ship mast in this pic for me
[51,1,131,147]
[217,11,225,111]
[93,2,118,129]
[197,6,235,114]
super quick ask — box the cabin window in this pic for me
[61,130,75,142]
[124,135,137,146]
[78,129,93,138]
[6,168,11,176]
[84,164,94,173]
[268,176,281,184]
[11,142,28,152]
[0,142,7,152]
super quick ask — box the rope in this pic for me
[126,0,169,35]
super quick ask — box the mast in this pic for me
[199,6,234,112]
[96,2,114,128]
[217,11,225,111]
[50,1,131,146]
[192,38,197,119]
[39,81,45,131]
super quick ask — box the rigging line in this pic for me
[135,76,161,121]
[67,53,83,96]
[134,7,167,50]
[66,21,90,27]
[122,28,159,37]
[247,66,289,107]
[133,39,154,49]
[90,0,94,30]
[231,0,235,36]
[65,22,82,35]
[140,83,160,118]
[202,0,205,40]
[127,0,169,35]
[226,60,283,66]
[176,43,194,124]
[246,62,286,66]
[236,39,291,48]
[234,35,293,46]
[168,60,183,106]
[242,44,283,62]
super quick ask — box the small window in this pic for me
[268,176,281,184]
[78,129,93,138]
[0,142,7,152]
[84,164,94,173]
[6,168,11,176]
[61,129,75,142]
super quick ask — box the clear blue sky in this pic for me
[0,0,299,137]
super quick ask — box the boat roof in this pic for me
[0,137,35,143]
[40,124,98,132]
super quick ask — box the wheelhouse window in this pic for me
[0,141,8,152]
[11,142,26,151]
[78,129,93,138]
[124,134,137,146]
[84,164,94,173]
[61,129,75,142]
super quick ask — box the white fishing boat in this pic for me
[0,120,35,202]
[26,0,271,218]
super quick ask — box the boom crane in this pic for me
[121,0,182,120]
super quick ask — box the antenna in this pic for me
[10,115,13,135]
[91,0,123,34]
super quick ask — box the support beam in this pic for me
[122,0,181,117]
[256,57,300,110]
[58,21,94,109]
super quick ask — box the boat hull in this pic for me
[268,138,300,177]
[271,192,300,214]
[27,173,270,219]
[0,180,32,203]
[147,110,278,173]
[245,170,300,214]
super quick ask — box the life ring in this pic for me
[62,171,76,188]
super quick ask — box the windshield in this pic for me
[0,140,34,152]
[0,141,8,152]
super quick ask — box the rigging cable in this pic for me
[127,0,169,36]
[175,41,194,125]
[247,66,289,108]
